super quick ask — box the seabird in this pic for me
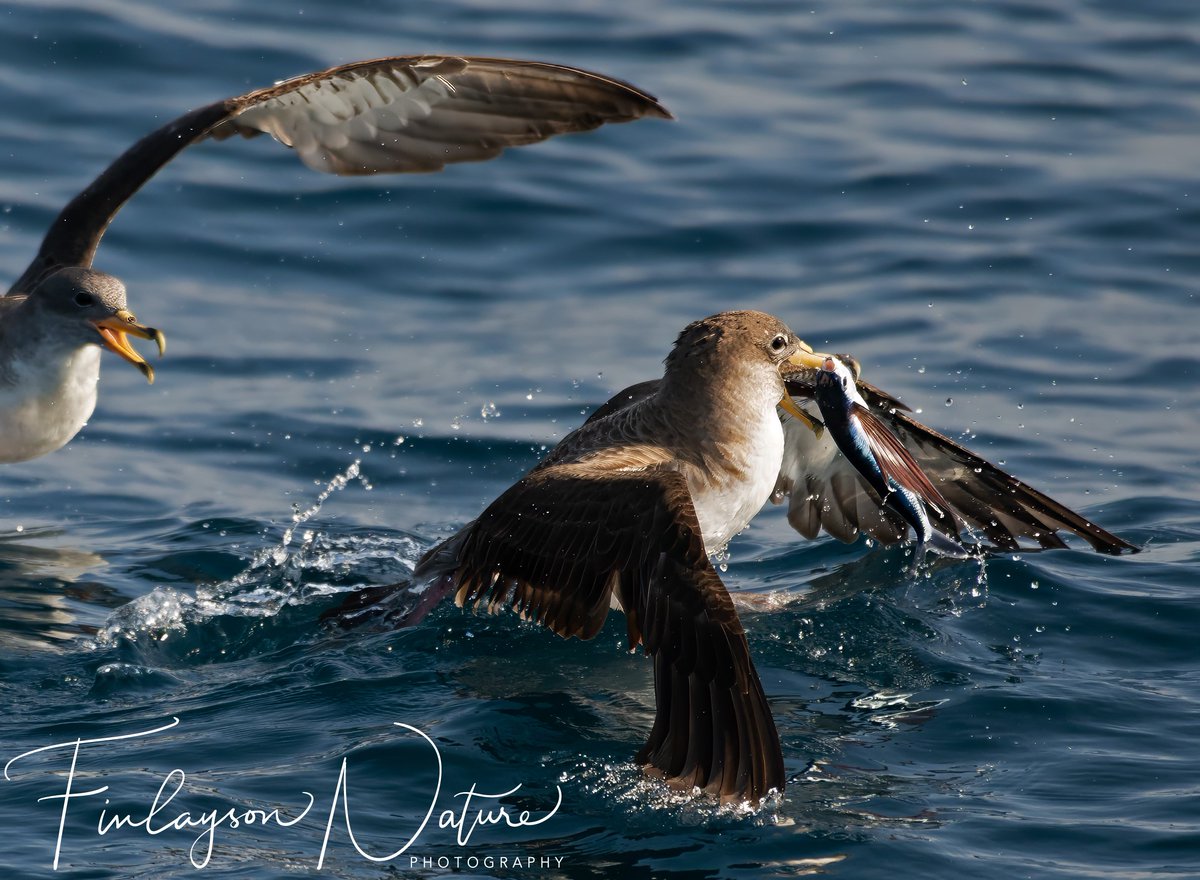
[0,56,669,463]
[389,310,1134,804]
[413,311,820,802]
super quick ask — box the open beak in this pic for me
[93,310,166,384]
[778,341,832,435]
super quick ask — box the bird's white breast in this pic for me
[0,346,100,463]
[689,405,785,555]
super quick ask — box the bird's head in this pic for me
[664,310,827,415]
[31,268,165,383]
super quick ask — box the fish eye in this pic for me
[74,292,95,307]
[769,333,788,352]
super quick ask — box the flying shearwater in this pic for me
[0,56,669,463]
[369,310,1134,804]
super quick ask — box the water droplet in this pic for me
[917,366,926,374]
[480,402,500,420]
[945,398,953,407]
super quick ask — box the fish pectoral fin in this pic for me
[853,402,952,515]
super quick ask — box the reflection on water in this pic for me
[0,530,111,649]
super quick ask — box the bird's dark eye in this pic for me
[769,334,788,352]
[74,292,95,307]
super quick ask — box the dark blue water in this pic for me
[2,1,1197,877]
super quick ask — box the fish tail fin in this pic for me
[922,528,972,560]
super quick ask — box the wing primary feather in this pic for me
[776,371,1136,554]
[8,101,234,294]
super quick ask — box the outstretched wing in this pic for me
[414,464,784,802]
[856,379,1135,553]
[781,372,1136,554]
[9,55,670,294]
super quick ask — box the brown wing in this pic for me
[414,465,784,802]
[8,55,670,295]
[856,381,1136,554]
[780,372,1136,554]
[583,380,661,426]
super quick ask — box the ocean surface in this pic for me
[1,1,1198,877]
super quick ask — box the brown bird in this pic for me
[0,56,669,463]
[394,310,1134,805]
[415,311,823,802]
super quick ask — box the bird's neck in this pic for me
[659,361,783,462]
[658,364,786,552]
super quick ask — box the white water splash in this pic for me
[93,458,420,651]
